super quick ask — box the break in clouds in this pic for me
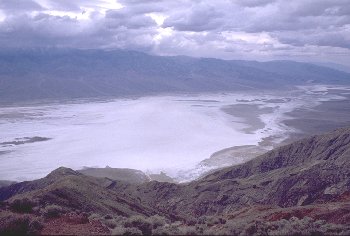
[0,0,349,65]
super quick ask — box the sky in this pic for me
[0,0,349,66]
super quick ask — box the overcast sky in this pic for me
[0,0,349,66]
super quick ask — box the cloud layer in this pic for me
[0,0,349,65]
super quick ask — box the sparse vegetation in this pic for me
[89,213,102,221]
[0,215,44,235]
[42,204,64,219]
[123,215,153,235]
[0,215,31,235]
[28,218,44,235]
[148,215,168,229]
[10,198,35,213]
[111,226,142,235]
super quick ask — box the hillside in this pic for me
[0,49,349,103]
[78,167,151,184]
[0,127,349,234]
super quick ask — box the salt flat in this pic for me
[0,85,347,181]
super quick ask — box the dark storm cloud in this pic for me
[276,28,350,49]
[106,8,157,29]
[0,9,157,50]
[163,3,223,32]
[0,0,349,65]
[0,13,84,48]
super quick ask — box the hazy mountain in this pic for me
[0,48,349,103]
[0,127,349,234]
[312,62,350,74]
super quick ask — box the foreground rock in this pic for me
[0,127,349,235]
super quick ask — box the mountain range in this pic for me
[0,48,349,103]
[0,127,349,235]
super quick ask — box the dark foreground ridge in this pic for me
[0,127,349,235]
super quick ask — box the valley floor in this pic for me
[1,85,350,183]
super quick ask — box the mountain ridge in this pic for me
[1,48,349,103]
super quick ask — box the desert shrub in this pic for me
[243,220,269,235]
[104,219,120,229]
[28,218,44,235]
[99,215,127,229]
[124,215,153,235]
[74,209,81,214]
[202,226,225,235]
[89,213,102,220]
[111,226,142,235]
[152,222,201,235]
[152,225,180,235]
[178,225,198,235]
[0,201,6,209]
[42,204,64,219]
[71,212,90,224]
[80,212,90,223]
[0,215,31,235]
[219,217,226,224]
[217,216,350,236]
[218,219,261,235]
[197,216,206,225]
[206,216,221,227]
[185,217,197,226]
[152,221,183,235]
[197,215,221,227]
[195,225,206,235]
[148,215,168,229]
[104,214,113,219]
[267,217,350,236]
[10,198,35,213]
[104,214,170,234]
